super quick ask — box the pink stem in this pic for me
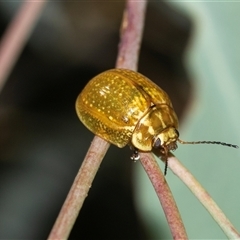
[140,152,188,239]
[48,1,147,239]
[168,154,240,239]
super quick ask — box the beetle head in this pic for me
[153,127,179,153]
[131,104,179,152]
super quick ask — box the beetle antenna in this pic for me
[177,138,239,149]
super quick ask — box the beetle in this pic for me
[75,69,238,174]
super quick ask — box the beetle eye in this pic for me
[175,129,179,138]
[153,138,161,148]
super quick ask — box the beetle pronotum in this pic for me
[76,69,238,174]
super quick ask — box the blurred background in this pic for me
[0,1,239,239]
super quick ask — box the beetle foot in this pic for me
[131,148,140,162]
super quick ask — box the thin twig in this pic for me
[116,0,146,70]
[48,137,109,240]
[48,1,147,239]
[168,154,240,239]
[140,152,188,239]
[0,1,47,93]
[117,3,187,238]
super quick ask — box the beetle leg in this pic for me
[131,148,140,162]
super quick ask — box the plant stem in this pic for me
[48,1,147,239]
[168,154,240,239]
[48,137,109,240]
[140,152,188,239]
[116,0,146,70]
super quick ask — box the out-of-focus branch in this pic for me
[0,1,47,93]
[48,1,147,239]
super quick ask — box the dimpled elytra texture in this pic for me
[75,69,177,148]
[113,69,173,107]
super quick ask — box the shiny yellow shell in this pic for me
[75,69,179,154]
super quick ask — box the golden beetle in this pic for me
[76,69,238,173]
